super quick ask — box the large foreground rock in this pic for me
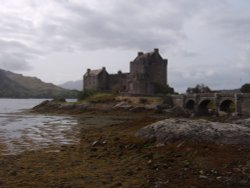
[137,118,250,145]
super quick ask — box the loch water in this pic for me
[0,99,78,155]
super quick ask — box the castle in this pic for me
[83,48,168,94]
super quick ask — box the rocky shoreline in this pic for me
[1,99,250,187]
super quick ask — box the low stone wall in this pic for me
[240,94,250,115]
[171,95,184,108]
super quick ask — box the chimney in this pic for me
[138,51,144,56]
[154,48,159,54]
[102,67,106,71]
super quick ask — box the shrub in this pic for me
[240,83,250,93]
[162,95,173,107]
[52,97,66,103]
[77,90,95,101]
[154,83,175,94]
[186,84,212,94]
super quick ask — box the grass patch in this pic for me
[86,93,117,103]
[116,96,163,105]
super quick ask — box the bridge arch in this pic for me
[219,99,235,113]
[198,99,215,115]
[185,99,195,110]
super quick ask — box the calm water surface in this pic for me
[0,99,78,155]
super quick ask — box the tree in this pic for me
[154,83,175,94]
[186,84,212,94]
[240,83,250,93]
[77,89,96,101]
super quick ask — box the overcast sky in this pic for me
[0,0,249,92]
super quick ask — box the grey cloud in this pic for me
[0,53,32,71]
[205,1,250,43]
[0,0,249,91]
[0,0,221,70]
[0,39,39,71]
[171,67,243,93]
[41,0,207,52]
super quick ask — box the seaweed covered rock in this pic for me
[137,118,250,145]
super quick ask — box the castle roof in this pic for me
[133,48,163,63]
[84,69,103,76]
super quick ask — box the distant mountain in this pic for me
[60,80,82,91]
[0,69,78,98]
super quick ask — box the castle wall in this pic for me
[84,70,109,91]
[129,60,149,94]
[148,59,167,86]
[129,49,168,94]
[84,75,99,90]
[97,71,109,90]
[108,73,129,92]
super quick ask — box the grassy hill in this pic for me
[0,69,78,98]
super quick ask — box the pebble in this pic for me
[199,175,208,179]
[216,176,222,180]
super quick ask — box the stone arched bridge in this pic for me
[171,93,250,116]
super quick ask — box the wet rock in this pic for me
[199,170,205,175]
[47,101,61,108]
[216,176,222,180]
[76,104,90,110]
[145,104,158,110]
[113,137,120,141]
[92,140,101,147]
[125,169,134,176]
[143,152,154,160]
[163,106,191,117]
[218,111,228,117]
[111,182,123,187]
[199,175,208,179]
[32,100,50,109]
[129,107,146,112]
[90,147,98,152]
[239,179,249,185]
[112,102,133,110]
[234,118,250,127]
[137,118,250,145]
[156,104,172,110]
[92,140,107,147]
[8,170,17,176]
[59,104,75,110]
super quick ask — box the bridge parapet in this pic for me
[198,93,215,97]
[241,93,250,98]
[171,95,185,107]
[217,93,235,98]
[185,94,197,98]
[171,94,184,99]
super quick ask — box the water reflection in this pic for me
[0,99,79,155]
[0,113,78,155]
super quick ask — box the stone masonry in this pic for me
[83,48,168,94]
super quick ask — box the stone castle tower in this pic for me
[128,48,168,94]
[83,48,168,94]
